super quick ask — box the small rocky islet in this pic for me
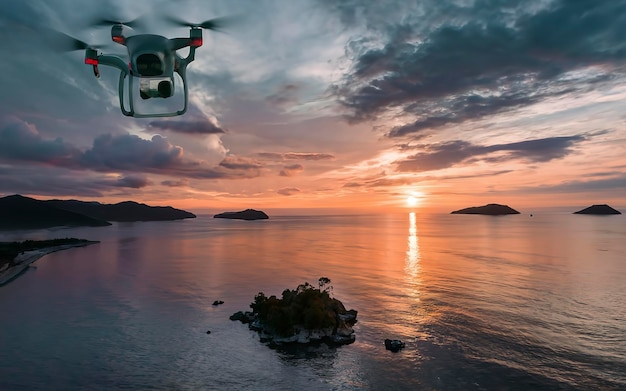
[573,204,621,215]
[450,203,520,215]
[451,203,622,215]
[230,277,357,347]
[213,209,269,220]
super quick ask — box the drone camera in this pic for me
[139,77,174,99]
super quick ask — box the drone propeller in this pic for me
[165,16,232,31]
[91,16,145,29]
[46,30,102,52]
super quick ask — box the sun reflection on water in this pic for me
[405,212,421,278]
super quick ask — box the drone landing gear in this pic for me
[92,64,100,78]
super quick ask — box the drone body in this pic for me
[83,21,208,118]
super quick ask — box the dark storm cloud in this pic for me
[0,119,80,164]
[0,166,151,198]
[113,175,150,188]
[81,134,183,171]
[277,187,301,196]
[80,135,262,179]
[0,120,262,180]
[396,135,585,172]
[147,120,226,135]
[266,84,300,107]
[342,169,513,189]
[218,156,262,170]
[0,171,105,198]
[256,152,335,161]
[332,0,626,136]
[519,174,626,195]
[279,164,304,177]
[161,179,189,187]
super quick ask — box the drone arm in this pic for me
[170,38,193,51]
[91,55,132,116]
[177,45,197,67]
[97,55,128,73]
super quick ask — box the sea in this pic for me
[0,212,624,391]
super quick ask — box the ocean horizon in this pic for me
[1,212,624,390]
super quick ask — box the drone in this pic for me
[69,17,224,118]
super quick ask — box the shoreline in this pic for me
[0,241,98,287]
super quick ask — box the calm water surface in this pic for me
[0,213,625,390]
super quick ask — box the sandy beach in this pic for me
[0,242,98,286]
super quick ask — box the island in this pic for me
[0,194,196,230]
[230,277,357,346]
[45,199,196,222]
[0,195,111,230]
[574,204,621,215]
[451,203,520,215]
[214,209,269,220]
[0,238,98,286]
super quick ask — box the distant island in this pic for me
[230,277,357,346]
[0,194,196,230]
[574,204,621,215]
[44,198,196,222]
[451,203,520,215]
[214,209,269,220]
[0,238,98,286]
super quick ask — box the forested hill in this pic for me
[45,199,196,222]
[0,194,195,230]
[0,195,111,230]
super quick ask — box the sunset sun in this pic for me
[406,195,419,207]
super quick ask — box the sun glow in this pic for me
[405,191,425,208]
[406,195,420,208]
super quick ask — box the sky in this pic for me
[1,0,626,213]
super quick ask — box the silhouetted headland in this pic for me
[573,204,621,215]
[45,198,196,222]
[0,238,98,286]
[230,278,357,346]
[0,194,195,230]
[0,195,111,230]
[451,203,520,215]
[214,209,269,220]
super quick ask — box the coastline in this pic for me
[0,241,98,286]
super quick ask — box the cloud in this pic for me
[279,164,304,177]
[256,152,335,161]
[218,156,262,171]
[342,169,514,189]
[147,119,226,135]
[112,174,150,188]
[0,170,103,197]
[266,84,300,108]
[395,135,586,172]
[0,119,263,180]
[0,118,81,164]
[81,134,184,171]
[518,173,626,195]
[161,179,190,187]
[277,187,301,196]
[331,1,626,136]
[0,166,149,198]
